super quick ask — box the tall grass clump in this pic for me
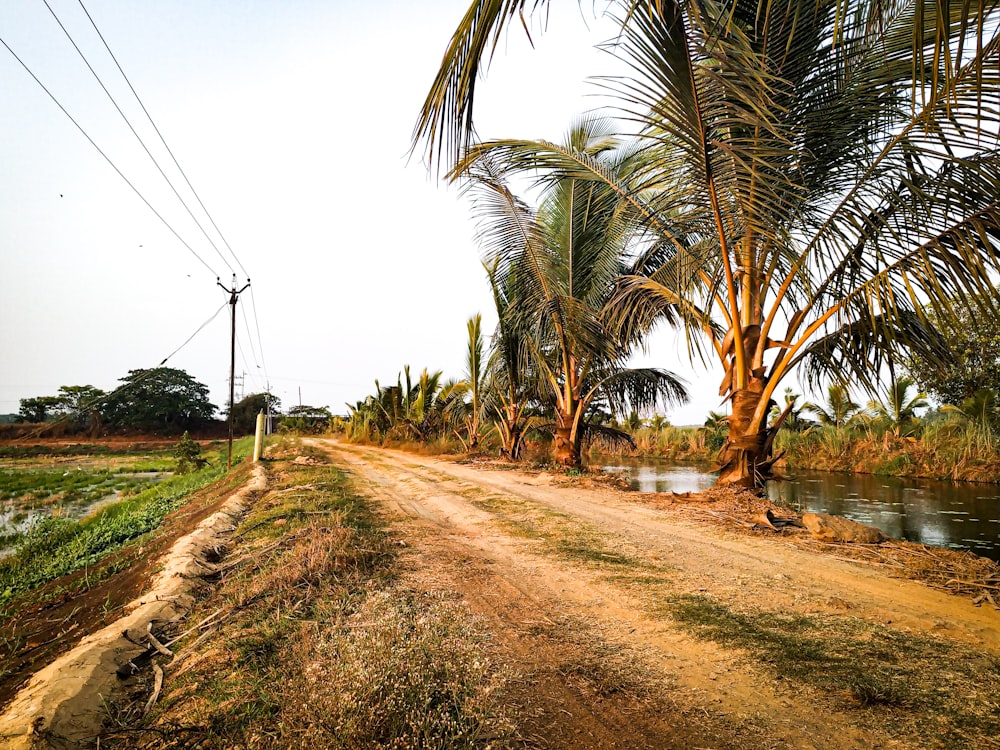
[283,590,515,748]
[595,424,714,462]
[774,415,1000,482]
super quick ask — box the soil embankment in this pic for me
[0,466,265,748]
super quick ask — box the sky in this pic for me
[0,0,732,425]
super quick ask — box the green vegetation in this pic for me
[226,391,281,435]
[0,439,251,613]
[588,396,1000,482]
[1,469,142,507]
[464,120,688,468]
[17,385,104,429]
[101,367,216,433]
[278,404,333,434]
[412,0,1000,489]
[347,365,470,448]
[16,367,219,436]
[344,0,1000,489]
[775,417,1000,482]
[173,431,208,474]
[907,293,1000,408]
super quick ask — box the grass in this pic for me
[552,615,664,700]
[0,439,252,614]
[0,445,201,549]
[289,589,515,748]
[0,468,156,509]
[662,593,1000,748]
[464,490,658,573]
[775,421,1000,482]
[592,417,1000,483]
[100,439,517,749]
[590,425,715,463]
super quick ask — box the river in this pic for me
[601,457,1000,562]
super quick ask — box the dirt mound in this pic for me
[0,467,266,748]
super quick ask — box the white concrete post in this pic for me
[253,410,265,462]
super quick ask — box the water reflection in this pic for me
[601,457,1000,561]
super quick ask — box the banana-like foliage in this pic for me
[864,375,930,437]
[483,259,541,460]
[801,384,863,429]
[466,118,688,467]
[347,366,465,443]
[419,0,1000,486]
[448,314,488,450]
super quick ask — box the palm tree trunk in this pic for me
[716,386,783,488]
[500,419,523,460]
[553,418,581,468]
[503,425,522,460]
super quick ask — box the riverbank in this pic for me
[606,423,1000,484]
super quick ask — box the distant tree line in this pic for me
[17,368,217,435]
[15,367,301,437]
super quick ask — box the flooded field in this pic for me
[0,450,175,553]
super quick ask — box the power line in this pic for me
[240,301,260,368]
[159,300,228,366]
[248,287,269,381]
[76,0,250,280]
[11,9,271,400]
[7,10,273,425]
[12,299,229,440]
[0,34,220,277]
[43,0,237,277]
[74,0,270,376]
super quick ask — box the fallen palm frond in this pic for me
[795,538,1000,600]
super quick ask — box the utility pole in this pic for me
[265,383,272,435]
[218,274,250,470]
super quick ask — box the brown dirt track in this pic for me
[3,438,1000,749]
[309,439,1000,750]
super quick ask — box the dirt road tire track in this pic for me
[311,440,1000,750]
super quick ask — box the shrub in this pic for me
[174,431,208,474]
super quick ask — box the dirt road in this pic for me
[312,439,1000,750]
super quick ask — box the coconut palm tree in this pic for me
[802,384,862,429]
[449,314,487,450]
[347,366,461,443]
[483,260,536,460]
[466,119,688,467]
[866,376,929,437]
[417,0,1000,487]
[770,388,813,433]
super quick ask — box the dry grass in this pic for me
[98,443,517,749]
[663,593,1000,749]
[279,589,515,749]
[792,537,1000,598]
